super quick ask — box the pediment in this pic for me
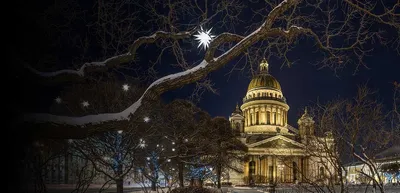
[247,135,304,149]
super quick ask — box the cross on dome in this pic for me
[259,58,269,73]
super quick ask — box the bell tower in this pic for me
[229,103,245,134]
[297,107,315,142]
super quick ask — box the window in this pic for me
[266,111,271,124]
[320,167,325,179]
[256,112,259,124]
[235,122,240,132]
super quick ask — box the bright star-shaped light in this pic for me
[81,101,89,107]
[143,116,150,123]
[194,26,215,50]
[122,84,130,91]
[55,97,62,104]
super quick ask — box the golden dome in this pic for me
[247,73,281,91]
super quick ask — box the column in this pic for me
[272,106,276,125]
[283,110,286,125]
[244,109,247,126]
[252,108,255,126]
[248,109,251,126]
[277,108,281,125]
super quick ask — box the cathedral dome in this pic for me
[247,73,281,91]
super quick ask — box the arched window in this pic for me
[257,93,260,97]
[253,93,255,98]
[266,111,271,124]
[235,122,240,132]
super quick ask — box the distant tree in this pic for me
[151,99,212,188]
[69,126,154,193]
[207,117,248,189]
[303,84,400,193]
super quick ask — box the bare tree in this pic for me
[301,83,400,193]
[69,125,154,193]
[20,0,399,130]
[207,117,248,189]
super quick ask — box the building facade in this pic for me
[344,146,400,185]
[228,59,336,185]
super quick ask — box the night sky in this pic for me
[9,0,400,128]
[163,44,399,126]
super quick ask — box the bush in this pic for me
[169,187,219,193]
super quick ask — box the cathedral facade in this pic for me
[228,59,337,185]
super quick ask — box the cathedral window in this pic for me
[255,112,259,124]
[319,167,325,179]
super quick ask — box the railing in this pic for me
[243,96,287,104]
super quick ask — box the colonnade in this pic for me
[244,155,307,183]
[243,105,288,126]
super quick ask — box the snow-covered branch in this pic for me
[24,0,301,126]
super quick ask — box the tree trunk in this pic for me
[151,180,157,191]
[217,163,222,189]
[151,173,158,191]
[178,161,184,187]
[116,179,123,193]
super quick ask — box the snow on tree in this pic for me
[17,0,399,129]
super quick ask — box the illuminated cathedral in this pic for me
[228,59,337,185]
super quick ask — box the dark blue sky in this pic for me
[10,0,399,128]
[163,45,399,126]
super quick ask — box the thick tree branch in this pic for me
[23,0,301,126]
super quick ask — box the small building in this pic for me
[344,146,400,185]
